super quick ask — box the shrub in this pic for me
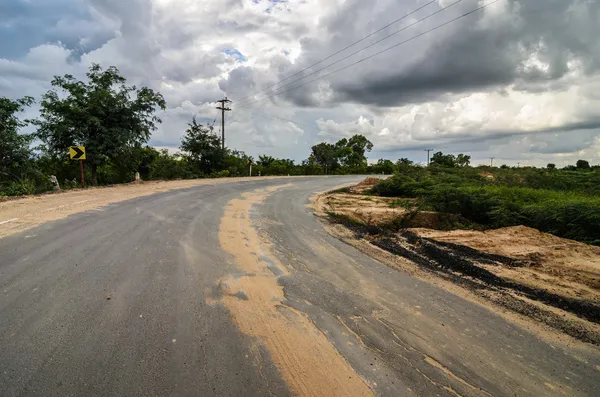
[0,179,36,196]
[371,166,600,245]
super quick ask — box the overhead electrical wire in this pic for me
[234,0,463,108]
[233,0,438,104]
[235,0,501,110]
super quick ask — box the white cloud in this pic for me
[1,0,599,166]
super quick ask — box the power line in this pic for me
[233,0,438,104]
[235,0,500,110]
[235,0,462,108]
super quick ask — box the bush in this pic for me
[0,179,37,196]
[372,166,600,245]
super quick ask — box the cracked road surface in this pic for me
[1,177,599,396]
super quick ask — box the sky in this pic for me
[1,0,599,166]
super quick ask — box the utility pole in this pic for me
[517,162,520,168]
[490,157,495,167]
[424,149,433,166]
[216,97,232,150]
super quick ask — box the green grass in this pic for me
[371,167,600,245]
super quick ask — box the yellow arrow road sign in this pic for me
[69,146,86,160]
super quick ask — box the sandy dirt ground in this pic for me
[414,227,600,305]
[316,179,600,346]
[0,177,289,239]
[323,193,408,224]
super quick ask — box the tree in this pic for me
[341,134,373,169]
[456,153,471,167]
[302,156,324,175]
[180,118,224,175]
[430,152,457,168]
[576,159,590,170]
[258,155,275,167]
[310,134,373,173]
[311,142,338,173]
[374,159,395,174]
[396,158,413,167]
[547,163,556,170]
[34,64,166,185]
[0,96,34,184]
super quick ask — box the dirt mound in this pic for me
[321,193,406,225]
[318,190,600,344]
[412,226,600,303]
[349,177,383,193]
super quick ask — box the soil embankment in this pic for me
[317,178,600,345]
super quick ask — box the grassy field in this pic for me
[371,166,600,245]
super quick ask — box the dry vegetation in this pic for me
[319,177,600,345]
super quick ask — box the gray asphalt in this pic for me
[0,177,599,396]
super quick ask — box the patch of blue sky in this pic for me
[223,49,248,63]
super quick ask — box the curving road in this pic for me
[0,177,598,396]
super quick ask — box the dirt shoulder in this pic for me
[314,183,600,347]
[0,177,291,239]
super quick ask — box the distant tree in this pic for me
[0,96,34,183]
[34,64,166,185]
[224,149,253,177]
[310,134,373,173]
[430,152,457,168]
[500,164,509,169]
[547,163,556,170]
[180,118,225,175]
[311,142,338,173]
[341,134,373,169]
[374,159,395,174]
[302,156,324,175]
[576,159,591,170]
[258,155,275,167]
[456,153,471,167]
[396,158,413,167]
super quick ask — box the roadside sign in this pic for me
[69,146,86,160]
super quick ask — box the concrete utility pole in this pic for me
[490,157,495,167]
[424,149,434,166]
[216,97,232,150]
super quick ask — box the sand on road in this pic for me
[0,177,292,239]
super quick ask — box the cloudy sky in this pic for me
[1,0,599,166]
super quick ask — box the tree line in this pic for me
[2,64,597,197]
[1,64,378,196]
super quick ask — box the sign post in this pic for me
[69,146,86,186]
[248,159,253,177]
[79,160,85,186]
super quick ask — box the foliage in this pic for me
[33,64,166,185]
[372,159,395,175]
[180,119,225,176]
[577,159,591,170]
[372,165,600,245]
[430,151,470,168]
[0,97,35,185]
[310,134,373,174]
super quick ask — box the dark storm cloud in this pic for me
[281,0,600,108]
[0,0,114,58]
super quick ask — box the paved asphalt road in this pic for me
[1,177,599,396]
